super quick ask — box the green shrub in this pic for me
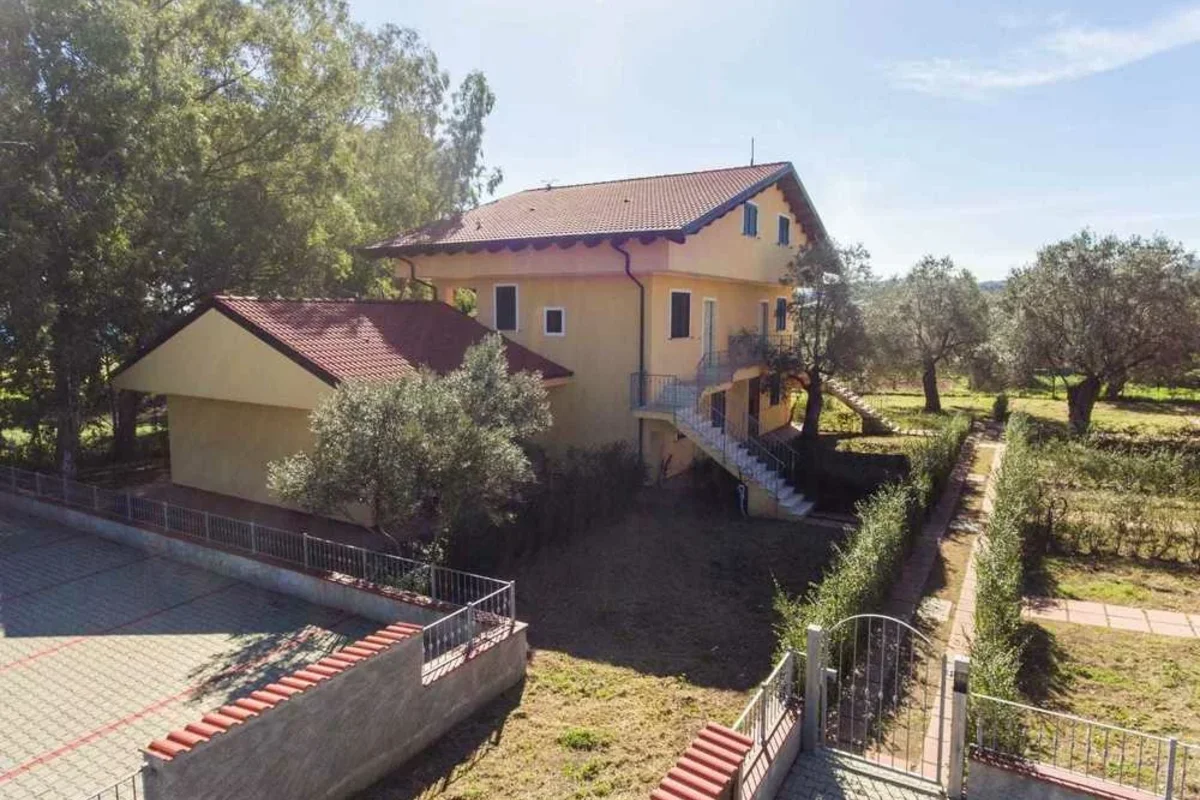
[447,442,645,569]
[972,413,1040,704]
[775,415,970,654]
[992,392,1009,423]
[1041,437,1199,496]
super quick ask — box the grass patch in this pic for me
[354,495,841,799]
[863,388,1200,439]
[1027,621,1200,742]
[1029,555,1200,614]
[557,728,610,752]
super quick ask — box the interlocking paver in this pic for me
[779,751,943,799]
[0,508,378,800]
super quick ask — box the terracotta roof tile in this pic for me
[364,162,825,254]
[213,296,572,383]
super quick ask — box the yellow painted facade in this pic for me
[113,309,333,410]
[166,395,314,507]
[413,181,805,480]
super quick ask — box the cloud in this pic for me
[891,5,1200,96]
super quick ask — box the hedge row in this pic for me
[971,413,1040,703]
[775,414,971,651]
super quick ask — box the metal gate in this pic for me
[819,614,947,784]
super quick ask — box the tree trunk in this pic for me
[53,372,81,478]
[1066,375,1102,436]
[112,389,140,461]
[801,369,823,440]
[1103,372,1127,401]
[922,359,942,413]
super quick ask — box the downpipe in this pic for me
[612,241,646,461]
[395,255,437,301]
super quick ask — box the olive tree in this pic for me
[772,240,871,439]
[868,257,989,412]
[268,335,551,557]
[1005,231,1199,434]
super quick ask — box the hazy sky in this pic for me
[347,0,1200,280]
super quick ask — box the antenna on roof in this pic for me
[750,137,755,166]
[541,178,557,190]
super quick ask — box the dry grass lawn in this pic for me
[356,491,842,799]
[1026,621,1200,744]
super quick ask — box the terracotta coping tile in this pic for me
[145,619,416,760]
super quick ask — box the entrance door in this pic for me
[710,390,726,430]
[702,299,716,358]
[748,376,761,437]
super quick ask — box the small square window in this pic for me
[544,307,565,336]
[742,202,758,237]
[777,215,790,245]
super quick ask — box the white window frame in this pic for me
[543,306,566,337]
[493,283,519,332]
[775,295,789,332]
[743,201,759,237]
[669,289,692,340]
[777,214,791,246]
[701,297,718,356]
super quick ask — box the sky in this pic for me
[348,0,1200,280]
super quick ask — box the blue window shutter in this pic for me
[743,203,757,236]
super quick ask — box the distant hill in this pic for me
[979,280,1006,294]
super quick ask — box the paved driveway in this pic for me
[0,508,377,800]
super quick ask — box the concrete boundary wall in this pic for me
[143,623,528,800]
[0,491,440,625]
[967,754,1160,800]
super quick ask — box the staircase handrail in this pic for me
[692,403,788,496]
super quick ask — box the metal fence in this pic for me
[421,582,516,680]
[80,771,142,800]
[1,464,516,669]
[732,650,802,780]
[971,693,1199,799]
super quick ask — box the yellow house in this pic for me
[111,296,571,509]
[115,162,826,520]
[363,162,827,519]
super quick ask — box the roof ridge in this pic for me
[513,161,791,194]
[216,295,442,306]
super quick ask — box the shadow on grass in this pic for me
[496,490,847,692]
[1019,622,1072,706]
[355,680,525,800]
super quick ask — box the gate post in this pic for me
[803,625,823,751]
[948,655,970,799]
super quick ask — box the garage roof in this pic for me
[114,296,573,385]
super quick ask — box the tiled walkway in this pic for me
[1022,597,1200,638]
[778,751,943,799]
[0,508,377,800]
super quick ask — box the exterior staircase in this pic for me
[649,380,816,520]
[822,377,906,435]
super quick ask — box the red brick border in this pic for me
[651,724,753,800]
